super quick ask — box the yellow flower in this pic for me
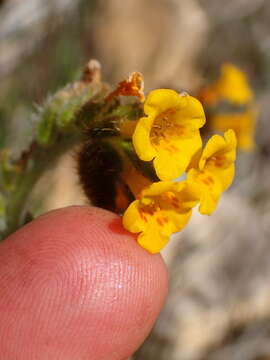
[216,64,253,105]
[123,180,200,253]
[199,64,257,151]
[187,129,237,215]
[200,63,253,106]
[210,110,256,151]
[132,89,205,181]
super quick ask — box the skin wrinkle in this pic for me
[0,206,167,360]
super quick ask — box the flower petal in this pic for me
[153,133,202,180]
[132,116,157,161]
[199,129,236,171]
[137,210,192,253]
[187,169,223,215]
[141,181,175,197]
[122,200,147,233]
[173,95,206,129]
[137,222,169,254]
[199,134,226,170]
[144,89,182,117]
[211,112,255,151]
[218,63,254,105]
[173,181,201,211]
[219,164,235,191]
[199,188,221,215]
[163,209,192,233]
[153,149,190,181]
[224,129,237,152]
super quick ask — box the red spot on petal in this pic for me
[156,217,164,226]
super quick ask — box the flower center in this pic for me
[139,201,159,222]
[162,191,181,210]
[208,154,226,168]
[150,109,184,147]
[138,197,170,225]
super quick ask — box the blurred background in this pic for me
[1,0,270,359]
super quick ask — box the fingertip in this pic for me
[0,206,167,360]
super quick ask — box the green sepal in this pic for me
[111,104,143,119]
[120,139,159,182]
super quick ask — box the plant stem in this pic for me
[3,134,81,238]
